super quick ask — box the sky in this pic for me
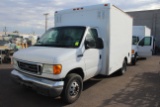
[0,0,160,36]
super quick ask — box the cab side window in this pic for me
[132,36,140,45]
[139,37,152,46]
[91,29,98,39]
[85,29,98,48]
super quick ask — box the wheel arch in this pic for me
[65,67,85,80]
[124,56,128,64]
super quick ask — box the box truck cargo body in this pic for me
[133,26,151,40]
[11,4,132,103]
[131,26,153,65]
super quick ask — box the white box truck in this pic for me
[131,26,154,65]
[11,4,132,103]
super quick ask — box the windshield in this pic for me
[132,36,139,45]
[35,26,86,48]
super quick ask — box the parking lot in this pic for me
[0,56,160,107]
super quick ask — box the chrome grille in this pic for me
[17,61,42,74]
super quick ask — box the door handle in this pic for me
[77,54,83,57]
[99,55,101,59]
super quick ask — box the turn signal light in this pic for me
[132,50,135,54]
[53,64,62,74]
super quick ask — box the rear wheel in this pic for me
[131,54,137,65]
[61,73,83,104]
[119,59,127,75]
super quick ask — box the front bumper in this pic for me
[11,70,64,97]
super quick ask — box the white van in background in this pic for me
[131,26,154,65]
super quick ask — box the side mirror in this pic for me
[84,40,90,49]
[85,39,97,49]
[96,38,103,49]
[85,38,104,49]
[37,37,40,42]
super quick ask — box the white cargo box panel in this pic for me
[54,4,110,36]
[107,5,132,75]
[133,26,151,38]
[54,4,132,75]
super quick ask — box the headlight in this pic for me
[43,64,53,73]
[43,64,62,75]
[13,58,18,69]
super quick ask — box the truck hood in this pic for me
[13,46,77,64]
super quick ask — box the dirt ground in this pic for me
[0,56,160,107]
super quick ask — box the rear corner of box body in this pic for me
[106,5,133,75]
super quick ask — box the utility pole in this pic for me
[3,26,7,35]
[44,13,49,32]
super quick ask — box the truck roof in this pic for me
[55,3,132,18]
[55,3,111,14]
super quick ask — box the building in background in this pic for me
[127,9,160,47]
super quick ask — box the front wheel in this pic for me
[61,73,83,104]
[131,54,137,65]
[119,59,127,75]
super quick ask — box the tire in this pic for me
[131,54,137,65]
[119,59,127,75]
[61,73,83,104]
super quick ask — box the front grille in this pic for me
[17,61,42,74]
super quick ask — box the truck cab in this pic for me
[11,26,103,103]
[131,36,153,65]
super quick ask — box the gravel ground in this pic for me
[0,56,160,107]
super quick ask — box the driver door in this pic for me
[137,37,153,57]
[83,28,102,78]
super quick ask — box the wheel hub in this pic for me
[69,81,79,96]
